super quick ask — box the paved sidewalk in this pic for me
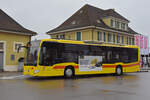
[140,65,150,72]
[0,72,23,77]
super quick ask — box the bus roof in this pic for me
[40,39,139,48]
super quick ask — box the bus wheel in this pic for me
[115,66,123,76]
[64,66,74,78]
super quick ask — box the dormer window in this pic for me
[121,23,125,30]
[72,21,76,25]
[125,24,128,30]
[115,21,120,29]
[111,19,114,27]
[97,20,101,24]
[80,10,83,14]
[110,18,128,31]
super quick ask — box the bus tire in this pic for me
[115,66,123,76]
[64,66,74,78]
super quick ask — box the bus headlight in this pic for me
[34,70,39,74]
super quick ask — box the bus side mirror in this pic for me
[17,46,21,53]
[17,46,27,53]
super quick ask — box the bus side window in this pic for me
[107,51,112,62]
[112,51,120,63]
[40,46,54,66]
[39,42,61,66]
[121,49,129,63]
[64,44,79,63]
[128,48,138,63]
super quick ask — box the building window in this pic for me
[117,35,120,43]
[0,43,4,50]
[125,24,128,30]
[68,35,71,40]
[72,21,76,25]
[11,55,15,61]
[113,34,116,43]
[76,32,81,41]
[115,21,120,29]
[132,38,135,45]
[111,19,114,27]
[117,22,120,29]
[121,23,125,30]
[60,34,65,39]
[56,35,59,39]
[121,36,124,44]
[108,33,112,43]
[115,21,117,28]
[103,32,106,42]
[97,20,101,24]
[129,37,132,45]
[97,31,102,41]
[14,42,24,52]
[126,36,129,45]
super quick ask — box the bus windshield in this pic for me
[24,40,41,66]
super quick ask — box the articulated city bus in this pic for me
[23,39,140,77]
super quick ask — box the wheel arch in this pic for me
[115,65,123,75]
[116,65,123,68]
[64,65,75,76]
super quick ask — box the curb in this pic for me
[139,70,149,72]
[0,72,22,77]
[139,68,149,72]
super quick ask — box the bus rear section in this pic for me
[24,39,140,77]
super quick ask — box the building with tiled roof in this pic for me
[47,4,138,45]
[0,9,36,71]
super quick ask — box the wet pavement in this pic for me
[0,72,150,100]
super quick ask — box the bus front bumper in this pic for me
[24,66,38,76]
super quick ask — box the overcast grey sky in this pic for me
[0,0,150,40]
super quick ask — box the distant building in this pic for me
[47,4,138,45]
[0,9,36,71]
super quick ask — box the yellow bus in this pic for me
[23,39,140,77]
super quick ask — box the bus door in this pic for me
[39,42,63,73]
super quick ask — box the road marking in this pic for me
[0,75,25,80]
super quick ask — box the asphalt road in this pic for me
[0,72,150,100]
